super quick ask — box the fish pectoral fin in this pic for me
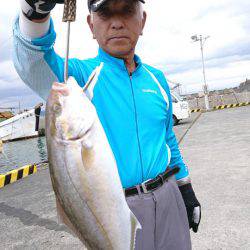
[81,141,95,170]
[130,211,141,250]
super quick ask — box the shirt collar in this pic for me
[97,47,142,72]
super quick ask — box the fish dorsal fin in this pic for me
[83,62,104,100]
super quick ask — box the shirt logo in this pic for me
[142,89,158,95]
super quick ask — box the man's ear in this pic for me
[87,14,96,39]
[141,11,147,35]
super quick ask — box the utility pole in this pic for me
[191,34,210,110]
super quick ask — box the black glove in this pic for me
[179,183,201,233]
[21,0,64,20]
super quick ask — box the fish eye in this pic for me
[53,103,62,115]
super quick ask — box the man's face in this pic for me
[87,0,146,59]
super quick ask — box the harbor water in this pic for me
[0,136,47,174]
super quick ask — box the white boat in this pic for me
[0,104,43,142]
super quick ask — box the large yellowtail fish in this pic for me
[45,78,140,249]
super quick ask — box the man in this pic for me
[13,0,201,249]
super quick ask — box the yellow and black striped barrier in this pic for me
[191,101,250,113]
[0,164,37,188]
[213,102,250,110]
[191,108,202,113]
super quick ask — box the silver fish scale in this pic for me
[63,0,77,22]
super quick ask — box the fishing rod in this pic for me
[62,0,77,83]
[62,0,97,92]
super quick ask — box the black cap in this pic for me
[88,0,145,12]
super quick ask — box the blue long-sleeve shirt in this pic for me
[13,17,189,188]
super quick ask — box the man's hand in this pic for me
[179,183,201,233]
[21,0,64,21]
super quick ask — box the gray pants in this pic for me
[126,177,191,250]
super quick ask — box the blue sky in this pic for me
[0,0,250,109]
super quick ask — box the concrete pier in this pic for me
[0,106,249,249]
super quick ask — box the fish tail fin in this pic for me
[130,211,141,250]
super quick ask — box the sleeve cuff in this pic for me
[176,176,191,186]
[19,12,50,39]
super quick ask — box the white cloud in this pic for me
[170,59,250,92]
[0,60,21,87]
[0,60,43,109]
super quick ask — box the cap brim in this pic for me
[90,0,145,12]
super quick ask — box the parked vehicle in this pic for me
[171,92,191,125]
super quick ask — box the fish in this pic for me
[45,78,140,250]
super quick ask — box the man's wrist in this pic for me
[176,176,191,187]
[179,183,200,207]
[19,11,50,39]
[22,10,50,22]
